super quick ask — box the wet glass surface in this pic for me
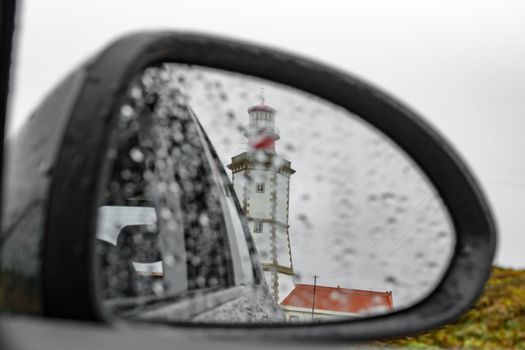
[95,64,455,324]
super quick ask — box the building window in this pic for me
[255,183,265,193]
[289,316,299,323]
[254,222,263,233]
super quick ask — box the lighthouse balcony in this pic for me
[245,125,280,140]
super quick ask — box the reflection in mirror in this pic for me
[95,64,455,324]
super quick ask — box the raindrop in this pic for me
[191,256,202,267]
[129,147,144,163]
[226,111,235,120]
[160,207,171,220]
[426,261,438,269]
[384,276,397,287]
[120,169,132,180]
[195,276,206,288]
[330,290,344,301]
[164,254,175,266]
[386,217,396,225]
[460,244,473,257]
[120,105,134,120]
[199,213,210,227]
[342,247,356,256]
[372,295,384,306]
[130,87,141,99]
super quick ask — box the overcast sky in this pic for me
[8,0,525,268]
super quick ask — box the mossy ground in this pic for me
[380,266,525,349]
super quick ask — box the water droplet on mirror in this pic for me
[395,206,406,214]
[160,207,171,220]
[120,105,134,120]
[426,261,438,269]
[130,87,141,99]
[195,276,206,288]
[342,247,356,256]
[164,254,175,266]
[372,295,384,306]
[226,111,235,120]
[120,169,132,180]
[384,276,397,290]
[386,217,397,225]
[236,124,246,133]
[436,231,450,245]
[284,143,295,152]
[190,256,202,267]
[129,147,144,163]
[199,213,210,227]
[460,244,473,257]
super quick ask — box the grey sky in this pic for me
[8,0,525,268]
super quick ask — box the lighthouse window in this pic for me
[256,183,265,193]
[254,222,263,233]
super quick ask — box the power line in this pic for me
[311,275,318,320]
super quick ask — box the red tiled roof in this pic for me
[280,284,393,314]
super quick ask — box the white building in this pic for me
[227,100,295,302]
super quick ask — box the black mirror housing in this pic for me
[0,32,496,342]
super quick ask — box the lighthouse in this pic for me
[227,97,295,303]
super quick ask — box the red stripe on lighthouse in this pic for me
[252,135,274,149]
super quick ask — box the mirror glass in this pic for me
[95,64,455,324]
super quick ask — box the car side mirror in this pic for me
[0,32,496,342]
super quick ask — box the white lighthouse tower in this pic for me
[227,97,295,303]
